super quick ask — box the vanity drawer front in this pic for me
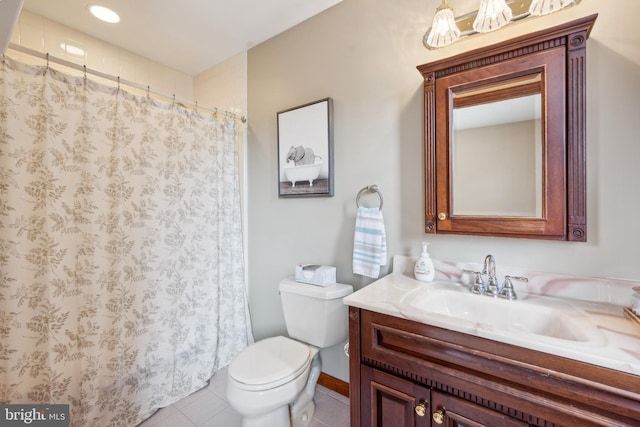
[358,309,640,427]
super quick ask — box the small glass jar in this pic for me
[632,286,640,315]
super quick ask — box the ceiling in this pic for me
[21,0,343,76]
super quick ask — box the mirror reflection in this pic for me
[451,74,543,217]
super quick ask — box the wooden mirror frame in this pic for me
[417,14,597,241]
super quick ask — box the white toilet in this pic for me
[226,277,353,427]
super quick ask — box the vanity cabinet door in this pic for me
[361,366,430,427]
[431,390,529,427]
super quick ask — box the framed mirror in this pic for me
[417,15,597,241]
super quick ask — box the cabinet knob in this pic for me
[414,401,428,417]
[438,212,447,221]
[416,402,429,417]
[432,409,445,424]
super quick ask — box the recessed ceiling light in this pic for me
[89,5,120,23]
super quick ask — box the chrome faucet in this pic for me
[466,255,527,299]
[482,255,499,296]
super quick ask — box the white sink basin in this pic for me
[398,283,606,346]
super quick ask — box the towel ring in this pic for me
[356,185,383,210]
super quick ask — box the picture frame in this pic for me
[277,98,334,197]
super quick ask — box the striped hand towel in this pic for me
[353,207,387,279]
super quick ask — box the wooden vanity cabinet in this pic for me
[361,366,430,427]
[430,390,528,427]
[348,307,640,427]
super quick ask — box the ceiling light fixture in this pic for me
[89,5,120,24]
[423,0,582,50]
[424,0,461,48]
[473,0,513,33]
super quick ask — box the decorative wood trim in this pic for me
[430,38,567,79]
[417,15,597,241]
[424,72,437,233]
[452,81,542,108]
[359,309,640,426]
[347,306,361,426]
[318,372,349,397]
[417,14,597,77]
[566,28,589,242]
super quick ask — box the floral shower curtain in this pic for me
[0,57,252,426]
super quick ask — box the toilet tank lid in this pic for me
[279,277,353,299]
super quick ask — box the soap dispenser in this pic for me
[414,242,435,282]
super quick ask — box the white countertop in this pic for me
[344,256,640,376]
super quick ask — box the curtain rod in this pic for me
[6,43,247,124]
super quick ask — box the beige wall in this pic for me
[247,0,640,381]
[194,54,247,118]
[9,10,250,121]
[9,10,193,100]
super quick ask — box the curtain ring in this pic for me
[146,85,150,98]
[83,65,87,82]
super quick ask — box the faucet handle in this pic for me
[498,275,528,300]
[466,270,486,295]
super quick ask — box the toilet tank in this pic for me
[279,277,353,348]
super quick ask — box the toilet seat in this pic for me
[229,336,311,391]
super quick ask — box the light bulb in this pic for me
[89,5,120,24]
[424,1,460,49]
[473,0,513,33]
[529,0,577,16]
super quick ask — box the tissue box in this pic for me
[295,264,336,287]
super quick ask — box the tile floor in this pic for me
[137,367,350,427]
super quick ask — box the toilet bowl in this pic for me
[226,277,353,427]
[227,336,319,427]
